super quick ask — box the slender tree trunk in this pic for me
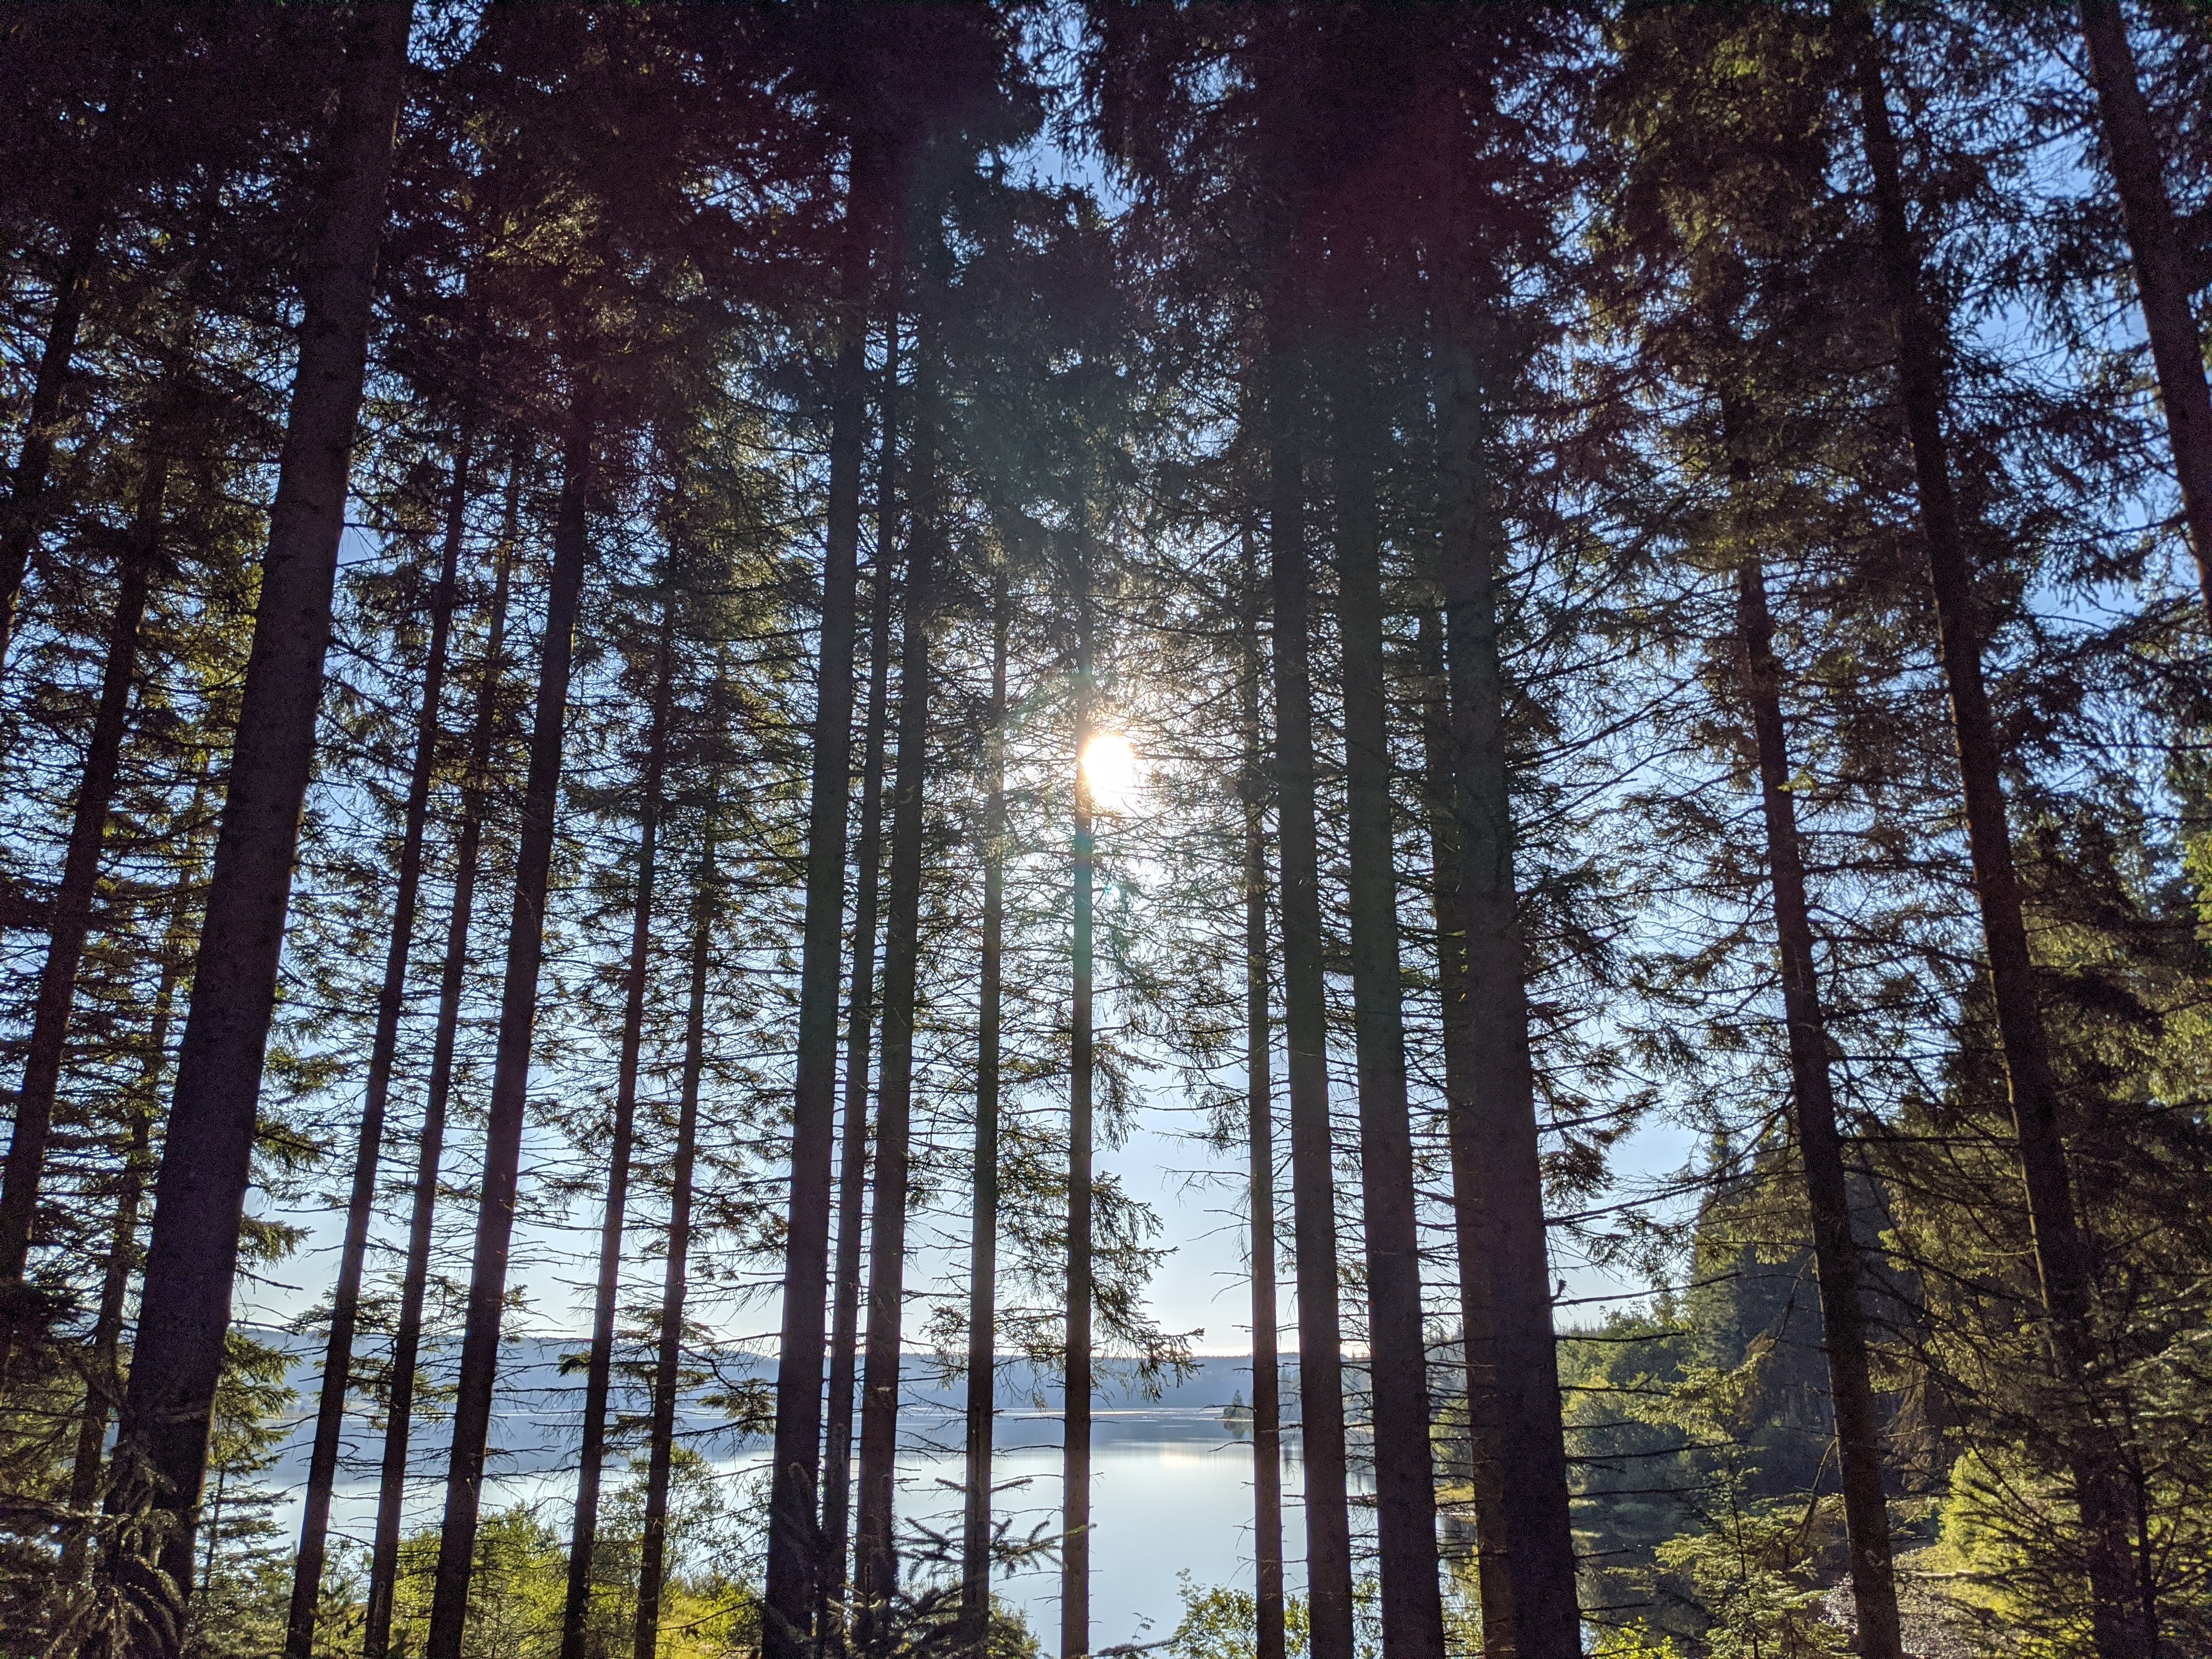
[2079,0,2212,607]
[1844,18,2148,1653]
[105,12,411,1627]
[69,1104,153,1569]
[1431,305,1579,1657]
[1733,544,1905,1659]
[1264,334,1357,1659]
[1248,48,1356,1646]
[634,811,718,1659]
[0,210,100,674]
[820,313,901,1651]
[1239,538,1287,1659]
[1333,374,1446,1659]
[960,565,1009,1653]
[853,329,938,1654]
[63,868,195,1582]
[764,135,882,1659]
[362,453,524,1659]
[0,448,168,1292]
[426,389,595,1659]
[1063,527,1095,1659]
[284,430,472,1659]
[1415,606,1513,1656]
[560,599,679,1659]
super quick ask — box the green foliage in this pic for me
[1166,1575,1307,1659]
[1566,1182,1912,1655]
[1164,1572,1383,1659]
[370,1454,759,1659]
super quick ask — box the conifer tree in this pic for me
[1238,548,1287,1659]
[362,453,523,1659]
[1063,516,1097,1659]
[105,10,412,1632]
[283,427,471,1659]
[633,784,717,1659]
[425,383,595,1659]
[560,591,676,1659]
[820,369,901,1643]
[960,563,1009,1651]
[852,272,942,1655]
[2078,0,2212,604]
[1844,9,2147,1649]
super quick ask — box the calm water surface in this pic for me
[274,1354,1352,1647]
[885,1409,1322,1647]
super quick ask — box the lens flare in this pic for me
[1080,731,1139,814]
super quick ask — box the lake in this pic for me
[882,1406,1328,1647]
[268,1347,1376,1648]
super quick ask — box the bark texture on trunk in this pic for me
[560,600,678,1659]
[0,449,168,1288]
[1265,341,1356,1659]
[764,137,881,1659]
[426,392,594,1659]
[363,457,522,1659]
[0,211,100,674]
[285,432,471,1659]
[852,335,938,1649]
[2079,0,2212,607]
[1734,546,1904,1659]
[107,10,412,1632]
[1333,380,1446,1659]
[1431,315,1580,1659]
[1845,16,2147,1652]
[820,317,901,1651]
[961,566,1009,1652]
[1417,606,1514,1656]
[1240,545,1287,1659]
[1063,535,1095,1659]
[634,816,716,1659]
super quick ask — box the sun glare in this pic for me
[1080,731,1140,814]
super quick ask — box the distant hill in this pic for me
[252,1331,1302,1486]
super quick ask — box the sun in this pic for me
[1080,731,1140,814]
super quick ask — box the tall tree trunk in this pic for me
[1415,606,1513,1656]
[560,599,678,1659]
[63,856,198,1581]
[1733,539,1904,1659]
[960,565,1009,1653]
[764,134,882,1659]
[1431,304,1579,1656]
[0,210,100,675]
[2079,0,2212,607]
[1249,47,1355,1648]
[1844,17,2148,1653]
[634,809,718,1659]
[820,313,901,1651]
[1063,526,1094,1659]
[1333,374,1446,1659]
[105,11,411,1628]
[284,430,473,1659]
[426,390,594,1659]
[1263,335,1357,1659]
[362,453,524,1659]
[0,447,168,1295]
[853,326,938,1654]
[1239,538,1287,1659]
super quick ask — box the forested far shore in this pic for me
[3,4,2211,1658]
